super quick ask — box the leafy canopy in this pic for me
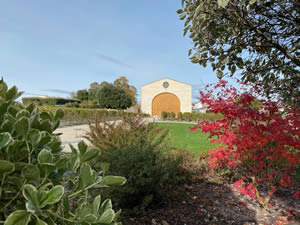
[113,76,137,105]
[0,78,125,225]
[178,0,300,105]
[97,83,132,109]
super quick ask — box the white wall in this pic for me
[141,78,192,115]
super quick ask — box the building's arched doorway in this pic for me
[152,93,180,116]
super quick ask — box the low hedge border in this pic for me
[40,106,150,125]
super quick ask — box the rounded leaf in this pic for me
[38,149,53,164]
[55,108,64,120]
[80,148,99,164]
[6,86,18,101]
[14,117,30,137]
[23,184,39,208]
[98,209,115,224]
[0,132,12,149]
[22,165,40,185]
[28,129,42,146]
[40,185,64,208]
[0,160,15,174]
[4,210,31,225]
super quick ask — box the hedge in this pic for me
[40,106,150,124]
[22,97,81,106]
[161,111,223,122]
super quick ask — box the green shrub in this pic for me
[169,112,176,120]
[183,112,192,121]
[161,111,168,120]
[0,79,124,225]
[177,112,183,121]
[65,102,80,108]
[84,116,193,214]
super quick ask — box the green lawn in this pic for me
[155,122,218,157]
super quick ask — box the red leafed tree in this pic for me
[191,80,300,207]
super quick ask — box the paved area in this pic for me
[56,124,90,152]
[55,117,156,152]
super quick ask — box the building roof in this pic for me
[141,77,192,87]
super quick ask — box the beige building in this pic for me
[141,78,192,116]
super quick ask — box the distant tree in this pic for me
[87,81,109,102]
[75,89,89,101]
[114,76,137,105]
[88,82,101,101]
[178,0,300,105]
[96,83,132,109]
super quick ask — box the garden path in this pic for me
[55,117,156,152]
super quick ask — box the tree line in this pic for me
[72,76,137,110]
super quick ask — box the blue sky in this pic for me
[0,0,220,102]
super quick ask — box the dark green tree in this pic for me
[97,84,132,109]
[178,0,300,105]
[75,89,89,101]
[88,81,110,102]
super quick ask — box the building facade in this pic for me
[141,78,192,116]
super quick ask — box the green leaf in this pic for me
[16,109,31,119]
[79,163,96,188]
[54,108,64,121]
[0,78,8,97]
[99,199,112,216]
[78,141,88,155]
[83,214,98,223]
[56,157,69,169]
[52,119,60,131]
[179,14,186,20]
[92,195,101,216]
[113,209,122,222]
[0,132,12,149]
[36,217,48,225]
[40,120,52,133]
[1,119,14,132]
[38,149,53,164]
[22,165,40,185]
[0,102,10,116]
[195,5,202,16]
[0,160,15,174]
[26,103,35,113]
[80,148,99,164]
[176,9,183,14]
[75,204,91,221]
[6,86,18,100]
[100,176,127,186]
[15,116,30,137]
[28,129,42,146]
[99,162,110,174]
[4,210,31,225]
[40,112,52,121]
[8,106,18,117]
[98,209,115,224]
[40,185,64,208]
[217,0,229,8]
[23,184,40,209]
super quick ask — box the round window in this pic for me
[163,81,169,88]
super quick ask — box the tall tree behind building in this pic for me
[114,76,137,105]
